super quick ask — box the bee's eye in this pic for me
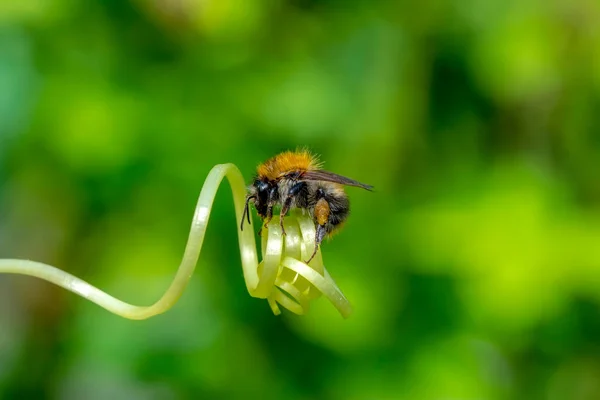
[256,180,269,192]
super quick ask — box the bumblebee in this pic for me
[241,150,372,263]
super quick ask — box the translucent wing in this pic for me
[300,170,373,190]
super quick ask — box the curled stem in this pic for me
[0,163,352,319]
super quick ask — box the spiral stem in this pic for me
[0,163,352,319]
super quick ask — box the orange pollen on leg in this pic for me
[315,198,330,226]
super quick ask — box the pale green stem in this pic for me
[0,164,258,320]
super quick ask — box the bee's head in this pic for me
[248,177,274,217]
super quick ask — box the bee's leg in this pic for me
[263,205,273,228]
[306,198,330,263]
[259,211,272,237]
[306,224,327,264]
[262,186,278,231]
[279,197,292,236]
[280,181,306,235]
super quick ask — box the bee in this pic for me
[241,150,372,263]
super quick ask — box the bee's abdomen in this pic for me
[326,194,350,227]
[312,183,349,234]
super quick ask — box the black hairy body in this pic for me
[241,151,372,263]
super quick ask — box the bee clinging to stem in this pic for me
[241,150,373,263]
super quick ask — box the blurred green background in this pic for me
[1,0,600,399]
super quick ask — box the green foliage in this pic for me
[1,0,600,399]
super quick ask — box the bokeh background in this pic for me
[1,0,600,399]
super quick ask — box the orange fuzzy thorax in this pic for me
[257,150,322,181]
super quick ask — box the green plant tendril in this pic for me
[0,164,352,319]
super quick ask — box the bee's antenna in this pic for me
[240,195,255,231]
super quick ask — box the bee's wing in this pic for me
[300,170,373,191]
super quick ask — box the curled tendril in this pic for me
[0,164,352,319]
